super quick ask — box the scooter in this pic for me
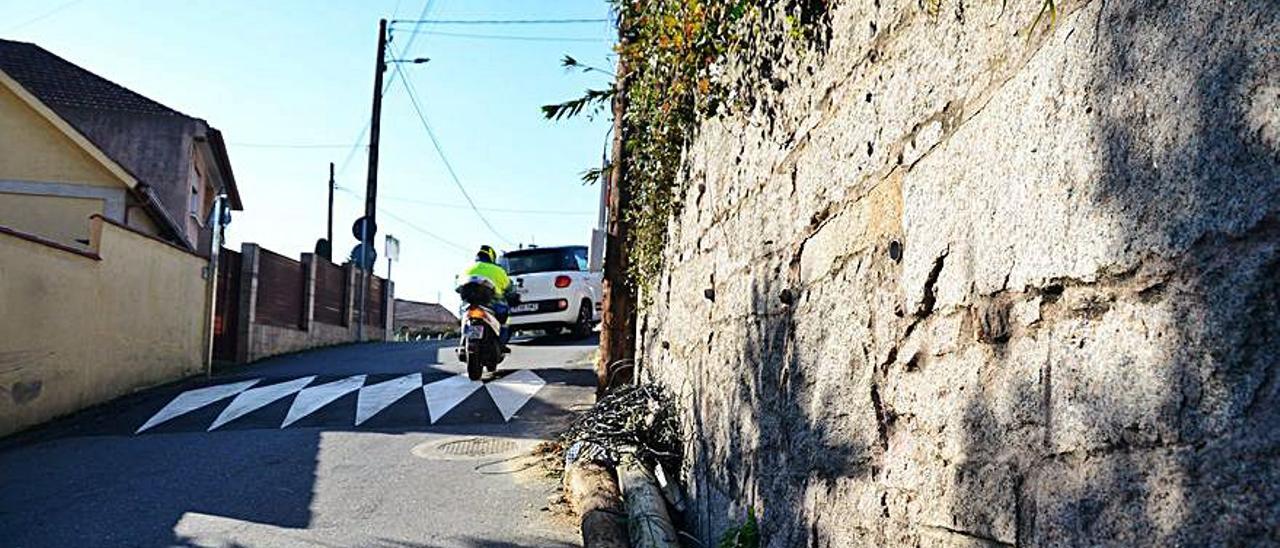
[455,278,510,381]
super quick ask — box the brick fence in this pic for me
[213,243,392,364]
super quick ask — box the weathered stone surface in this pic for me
[638,0,1280,546]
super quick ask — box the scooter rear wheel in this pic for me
[466,352,483,381]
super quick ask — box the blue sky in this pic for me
[2,0,615,307]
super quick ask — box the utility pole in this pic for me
[366,19,386,227]
[357,18,388,341]
[597,15,636,397]
[327,161,335,252]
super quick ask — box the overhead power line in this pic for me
[4,0,86,32]
[379,195,595,215]
[390,17,610,26]
[337,0,438,178]
[391,29,610,43]
[384,0,438,95]
[335,186,471,255]
[229,142,358,149]
[397,73,514,246]
[378,208,473,255]
[341,186,593,215]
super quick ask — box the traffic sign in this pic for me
[385,234,400,262]
[352,216,378,241]
[350,243,377,270]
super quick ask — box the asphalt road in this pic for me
[0,335,599,548]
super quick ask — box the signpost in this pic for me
[204,194,231,377]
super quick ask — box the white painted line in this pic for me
[136,379,261,434]
[486,369,546,422]
[281,375,367,428]
[208,376,316,431]
[423,375,484,424]
[355,373,422,426]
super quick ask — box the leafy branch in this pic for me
[561,54,616,78]
[580,162,613,185]
[540,88,615,121]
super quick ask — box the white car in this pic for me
[502,245,601,338]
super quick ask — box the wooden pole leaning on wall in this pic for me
[597,13,637,398]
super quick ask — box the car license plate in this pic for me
[464,324,485,340]
[512,303,538,313]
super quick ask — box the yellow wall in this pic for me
[0,217,208,436]
[0,192,102,246]
[126,205,162,237]
[0,83,123,188]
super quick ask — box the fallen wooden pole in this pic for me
[565,458,629,548]
[618,455,680,548]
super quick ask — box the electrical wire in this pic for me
[377,208,473,255]
[4,0,87,32]
[390,29,609,42]
[397,73,515,245]
[383,0,439,97]
[390,17,609,26]
[336,124,370,176]
[378,195,594,215]
[229,142,357,149]
[338,0,440,177]
[335,186,471,255]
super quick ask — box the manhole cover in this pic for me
[414,437,516,459]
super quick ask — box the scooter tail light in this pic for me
[555,275,571,288]
[467,308,486,319]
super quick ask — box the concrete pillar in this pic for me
[300,253,317,333]
[342,262,356,333]
[235,243,260,364]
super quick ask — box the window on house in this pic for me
[190,186,200,220]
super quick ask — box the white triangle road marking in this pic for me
[281,375,367,428]
[355,373,422,426]
[208,376,316,431]
[136,379,261,434]
[423,375,484,424]
[486,369,546,422]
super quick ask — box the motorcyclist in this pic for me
[455,245,515,350]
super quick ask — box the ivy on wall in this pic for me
[548,0,1057,293]
[610,0,831,293]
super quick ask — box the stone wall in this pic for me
[637,0,1279,545]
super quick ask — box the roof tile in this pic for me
[0,38,185,117]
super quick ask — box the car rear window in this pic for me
[502,248,585,275]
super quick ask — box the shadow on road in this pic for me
[373,537,578,548]
[511,333,600,348]
[0,338,595,547]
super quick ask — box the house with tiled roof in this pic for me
[0,39,245,436]
[0,38,241,252]
[394,299,459,336]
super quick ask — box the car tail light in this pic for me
[556,299,568,310]
[555,275,572,288]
